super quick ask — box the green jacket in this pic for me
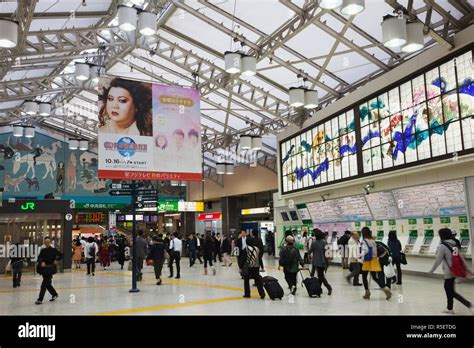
[279,244,303,273]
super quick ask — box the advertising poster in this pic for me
[97,77,202,181]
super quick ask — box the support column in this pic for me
[463,177,474,270]
[221,196,240,237]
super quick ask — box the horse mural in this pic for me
[12,141,61,179]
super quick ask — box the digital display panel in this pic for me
[74,212,106,224]
[280,212,290,222]
[289,211,299,221]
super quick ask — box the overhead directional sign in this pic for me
[109,190,132,196]
[137,195,159,202]
[109,182,144,190]
[137,189,158,195]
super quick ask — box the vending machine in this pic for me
[459,229,471,255]
[419,229,435,255]
[376,230,384,242]
[404,230,419,254]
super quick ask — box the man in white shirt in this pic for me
[345,232,362,286]
[84,237,99,276]
[168,233,182,279]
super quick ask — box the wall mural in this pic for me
[280,49,474,194]
[0,129,186,203]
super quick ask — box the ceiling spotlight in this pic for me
[225,163,234,175]
[340,0,365,15]
[38,102,51,116]
[381,15,407,48]
[12,125,23,137]
[0,19,18,48]
[401,21,424,53]
[138,11,157,36]
[224,51,242,74]
[82,0,87,6]
[304,89,319,109]
[118,5,138,32]
[68,139,79,150]
[24,101,39,115]
[79,139,89,151]
[75,63,90,81]
[289,87,306,108]
[241,55,257,76]
[216,163,226,175]
[251,136,262,151]
[319,0,343,10]
[239,135,252,150]
[24,126,35,138]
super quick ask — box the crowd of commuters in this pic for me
[7,226,471,314]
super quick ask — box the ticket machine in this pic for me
[404,230,419,254]
[419,229,435,255]
[459,229,471,255]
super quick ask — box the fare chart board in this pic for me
[307,195,372,223]
[392,179,466,218]
[365,191,401,220]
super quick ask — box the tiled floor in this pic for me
[0,256,472,316]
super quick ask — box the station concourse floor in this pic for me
[0,256,473,316]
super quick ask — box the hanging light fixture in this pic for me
[401,21,424,53]
[75,63,90,81]
[79,139,89,151]
[239,135,252,150]
[289,87,306,108]
[0,19,18,48]
[24,126,35,138]
[224,51,242,74]
[251,136,262,151]
[24,101,39,115]
[12,125,23,137]
[340,0,365,15]
[225,163,234,175]
[381,15,407,48]
[216,163,226,175]
[38,102,51,116]
[304,89,319,109]
[138,11,157,36]
[319,0,343,10]
[68,139,79,150]
[241,55,257,76]
[118,5,138,32]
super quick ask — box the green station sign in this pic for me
[365,221,372,227]
[354,222,361,227]
[157,201,179,212]
[376,220,384,227]
[75,203,128,210]
[459,216,468,224]
[388,219,396,226]
[423,218,433,225]
[408,219,417,225]
[20,202,35,211]
[440,217,451,224]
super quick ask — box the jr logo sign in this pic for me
[20,202,35,211]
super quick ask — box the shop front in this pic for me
[197,212,222,235]
[0,199,73,274]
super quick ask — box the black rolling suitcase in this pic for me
[300,268,322,298]
[262,276,284,300]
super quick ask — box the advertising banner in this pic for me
[97,77,202,181]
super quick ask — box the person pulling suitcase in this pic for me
[299,267,322,298]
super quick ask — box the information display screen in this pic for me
[74,212,106,224]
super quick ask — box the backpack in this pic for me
[246,246,260,268]
[442,242,467,278]
[363,240,373,261]
[279,246,295,267]
[89,243,96,257]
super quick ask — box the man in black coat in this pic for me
[236,230,248,278]
[35,237,63,305]
[186,234,198,267]
[251,228,265,271]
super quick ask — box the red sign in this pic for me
[198,213,222,220]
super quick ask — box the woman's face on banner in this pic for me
[156,136,166,148]
[106,87,135,124]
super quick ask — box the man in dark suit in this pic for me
[236,230,248,278]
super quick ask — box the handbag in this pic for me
[400,252,407,265]
[383,260,396,279]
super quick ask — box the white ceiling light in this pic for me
[289,87,306,108]
[118,5,137,32]
[251,136,262,151]
[381,15,407,48]
[225,163,234,175]
[216,163,226,175]
[12,125,23,137]
[68,139,79,150]
[38,102,51,116]
[241,55,257,76]
[401,21,424,53]
[79,139,89,151]
[24,126,35,138]
[75,63,90,81]
[340,0,365,15]
[319,0,343,10]
[224,51,242,74]
[304,89,319,109]
[0,19,18,48]
[239,135,252,150]
[138,11,157,36]
[24,101,39,115]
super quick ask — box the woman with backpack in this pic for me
[279,235,304,295]
[429,228,473,314]
[360,227,392,300]
[242,237,265,299]
[309,229,333,295]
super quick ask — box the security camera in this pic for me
[364,183,374,195]
[321,193,331,202]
